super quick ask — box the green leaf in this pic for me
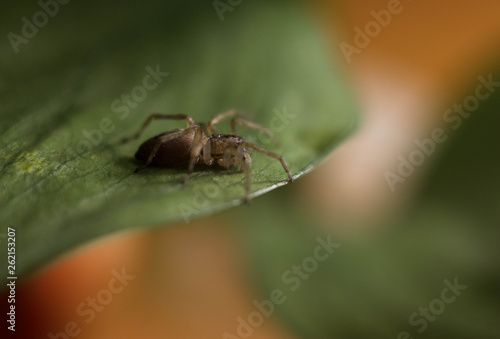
[0,1,358,279]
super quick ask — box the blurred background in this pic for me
[3,0,500,338]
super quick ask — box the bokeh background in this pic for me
[2,0,500,338]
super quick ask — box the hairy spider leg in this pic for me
[208,109,277,143]
[134,126,199,173]
[207,109,251,134]
[200,124,213,166]
[182,127,209,183]
[241,152,252,204]
[230,117,277,144]
[220,146,252,203]
[241,142,293,182]
[121,114,195,143]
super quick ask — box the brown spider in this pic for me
[121,110,293,203]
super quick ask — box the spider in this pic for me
[121,110,293,203]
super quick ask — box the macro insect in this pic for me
[121,110,293,203]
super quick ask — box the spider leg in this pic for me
[121,114,195,143]
[134,127,196,172]
[222,147,237,168]
[207,109,251,134]
[230,117,277,144]
[241,151,252,204]
[199,122,210,136]
[182,127,209,183]
[220,146,252,203]
[241,142,293,182]
[196,123,214,165]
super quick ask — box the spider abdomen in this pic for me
[135,129,194,165]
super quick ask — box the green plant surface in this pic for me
[0,0,358,280]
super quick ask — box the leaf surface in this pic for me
[0,0,358,279]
